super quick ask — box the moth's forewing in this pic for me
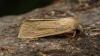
[18,18,79,38]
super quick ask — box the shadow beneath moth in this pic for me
[18,17,83,38]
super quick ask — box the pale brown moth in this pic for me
[18,17,83,38]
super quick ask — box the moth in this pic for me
[18,17,83,38]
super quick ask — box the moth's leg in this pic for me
[72,30,76,38]
[67,30,76,43]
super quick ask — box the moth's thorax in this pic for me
[58,18,79,29]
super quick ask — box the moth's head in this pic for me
[77,25,83,32]
[75,25,83,34]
